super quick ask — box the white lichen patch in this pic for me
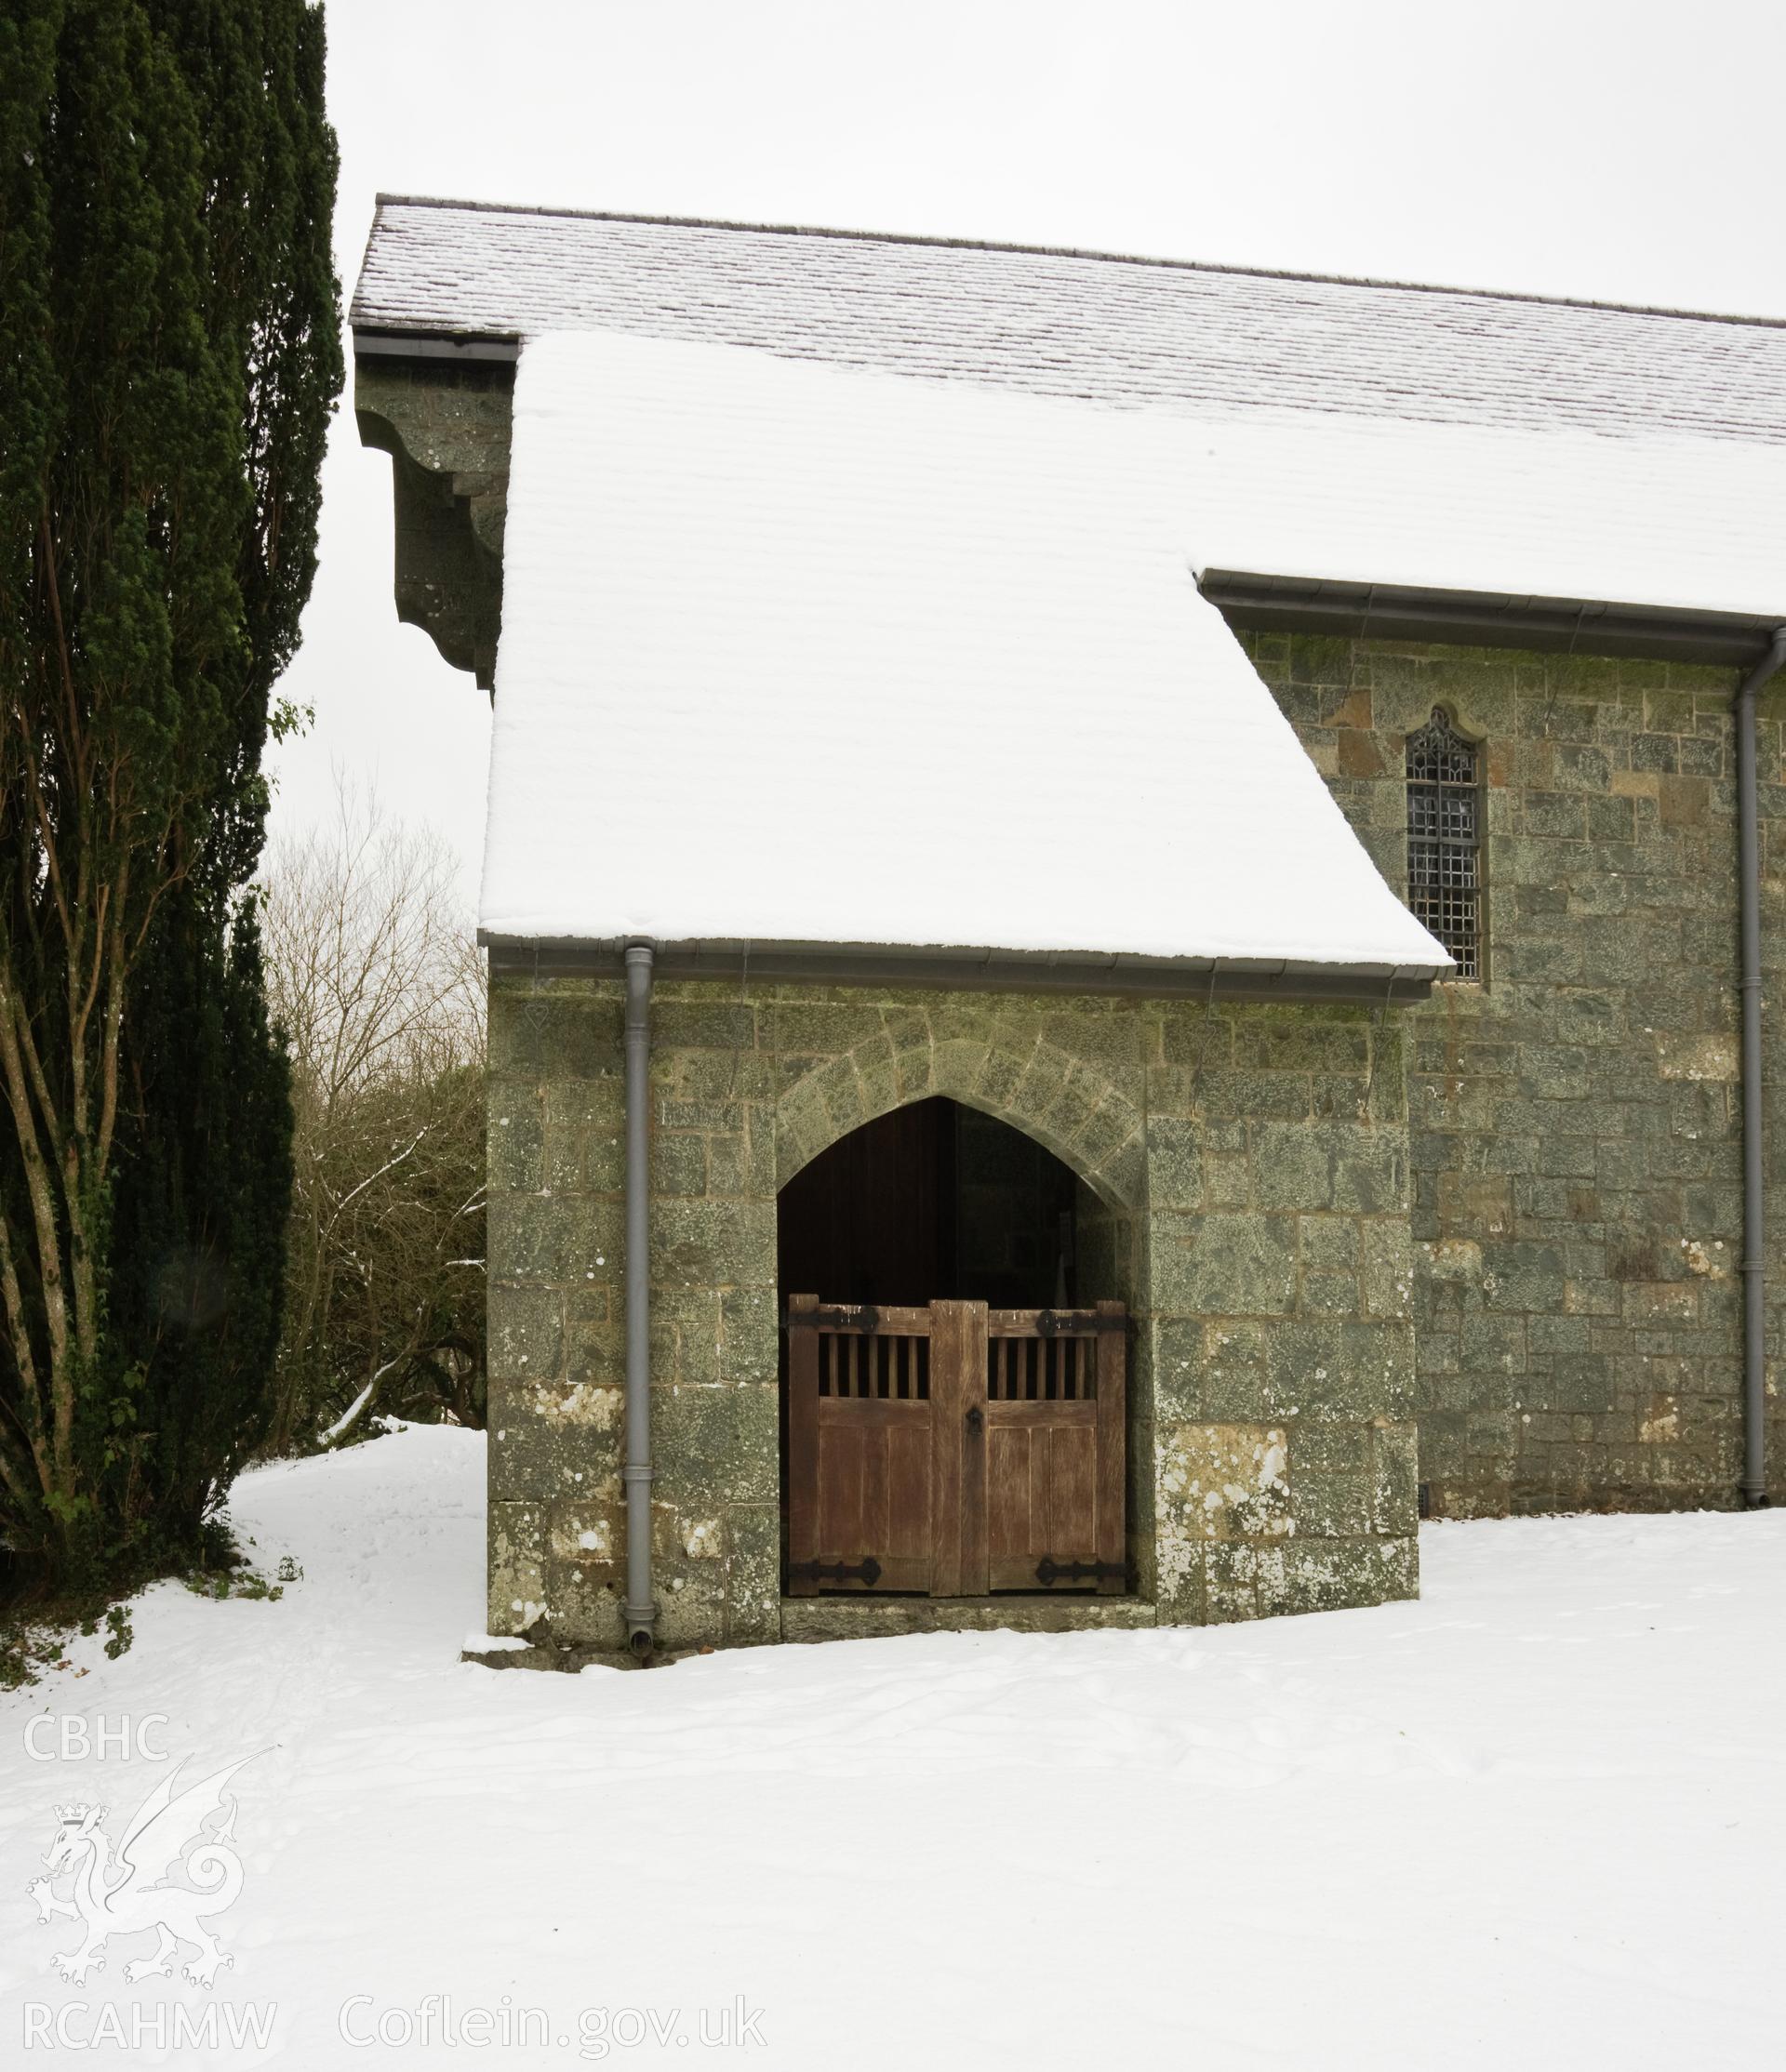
[1655,1031,1738,1082]
[1154,1514,1200,1602]
[683,1518,723,1561]
[1421,1238,1483,1282]
[548,1508,618,1563]
[1679,1238,1726,1279]
[1638,1394,1680,1444]
[528,1380,623,1429]
[489,1507,546,1634]
[1160,1424,1292,1544]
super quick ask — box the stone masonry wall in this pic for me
[486,981,1420,1650]
[1249,632,1784,1516]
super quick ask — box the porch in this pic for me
[484,976,1424,1653]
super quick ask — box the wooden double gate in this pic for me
[784,1295,1126,1596]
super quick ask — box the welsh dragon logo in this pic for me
[26,1757,254,1988]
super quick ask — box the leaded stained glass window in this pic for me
[1406,708,1481,980]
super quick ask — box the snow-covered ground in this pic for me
[3,1426,1782,2068]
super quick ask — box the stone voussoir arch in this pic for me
[773,1005,1145,1210]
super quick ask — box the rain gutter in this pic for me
[1199,568,1785,670]
[482,939,1443,1003]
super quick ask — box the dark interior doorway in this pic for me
[776,1098,1126,1600]
[776,1096,1080,1311]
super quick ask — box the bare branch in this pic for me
[260,777,487,1449]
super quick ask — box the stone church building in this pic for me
[351,198,1786,1658]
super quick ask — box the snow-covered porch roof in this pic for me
[480,330,1450,981]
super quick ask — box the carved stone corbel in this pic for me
[354,352,514,692]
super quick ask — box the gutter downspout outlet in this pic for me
[621,943,660,1654]
[1734,631,1786,1508]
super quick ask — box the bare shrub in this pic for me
[260,783,486,1450]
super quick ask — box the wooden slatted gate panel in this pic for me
[980,1303,1126,1594]
[784,1295,947,1594]
[785,1295,1126,1597]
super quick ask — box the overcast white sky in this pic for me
[270,0,1786,914]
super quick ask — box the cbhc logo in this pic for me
[23,1714,169,1761]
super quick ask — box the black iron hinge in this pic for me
[1034,1308,1126,1338]
[1034,1556,1125,1587]
[789,1556,883,1588]
[806,1303,881,1334]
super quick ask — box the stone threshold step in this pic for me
[780,1595,1157,1641]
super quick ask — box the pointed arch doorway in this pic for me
[778,1098,1127,1600]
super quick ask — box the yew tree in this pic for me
[0,0,340,1581]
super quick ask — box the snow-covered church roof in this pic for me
[355,201,1786,979]
[355,199,1786,449]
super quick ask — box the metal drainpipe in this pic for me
[1735,630,1786,1508]
[621,943,660,1654]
